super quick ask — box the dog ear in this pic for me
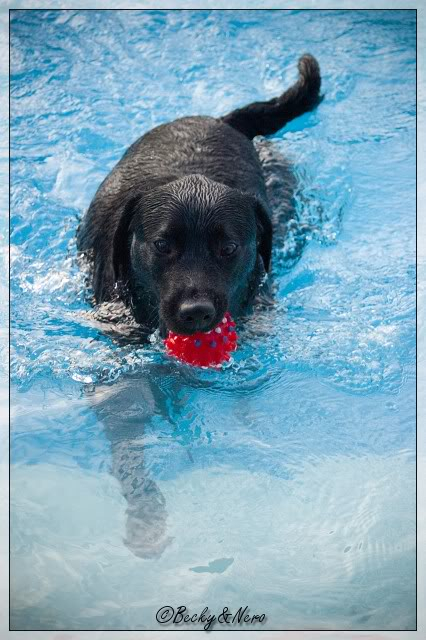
[93,195,140,303]
[112,195,141,285]
[254,198,273,273]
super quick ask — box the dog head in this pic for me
[98,174,272,334]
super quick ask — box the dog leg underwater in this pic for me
[87,364,175,559]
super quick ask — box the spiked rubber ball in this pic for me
[164,312,237,367]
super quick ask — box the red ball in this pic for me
[164,312,238,367]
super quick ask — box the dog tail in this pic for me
[221,54,322,139]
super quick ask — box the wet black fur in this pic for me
[77,54,321,336]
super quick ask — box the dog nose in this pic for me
[178,300,215,331]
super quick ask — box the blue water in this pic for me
[10,9,416,631]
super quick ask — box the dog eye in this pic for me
[221,242,238,257]
[154,239,171,254]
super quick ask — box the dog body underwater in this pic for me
[77,54,321,337]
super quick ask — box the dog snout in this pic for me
[178,299,216,332]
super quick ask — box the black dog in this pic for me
[77,54,321,336]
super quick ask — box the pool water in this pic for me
[10,9,416,631]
